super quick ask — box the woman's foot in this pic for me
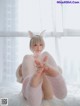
[30,60,44,87]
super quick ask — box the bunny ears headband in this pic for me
[28,30,46,38]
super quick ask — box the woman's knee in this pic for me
[55,87,67,99]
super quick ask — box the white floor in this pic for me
[0,82,80,106]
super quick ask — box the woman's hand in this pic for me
[35,55,48,69]
[43,55,48,63]
[34,56,48,74]
[35,56,59,77]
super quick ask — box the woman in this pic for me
[16,31,67,106]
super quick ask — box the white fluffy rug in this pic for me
[0,82,80,106]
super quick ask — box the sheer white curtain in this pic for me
[62,1,80,30]
[17,0,63,32]
[0,0,80,87]
[0,0,17,85]
[57,37,80,85]
[58,2,80,85]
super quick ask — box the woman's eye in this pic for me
[34,44,37,46]
[40,44,42,46]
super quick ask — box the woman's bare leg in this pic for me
[26,68,44,106]
[42,74,54,100]
[30,68,44,87]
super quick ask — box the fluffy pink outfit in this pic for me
[22,52,67,106]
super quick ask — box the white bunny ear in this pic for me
[28,31,34,38]
[40,30,46,36]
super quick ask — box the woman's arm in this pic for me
[44,64,60,77]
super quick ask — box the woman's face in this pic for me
[32,42,43,54]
